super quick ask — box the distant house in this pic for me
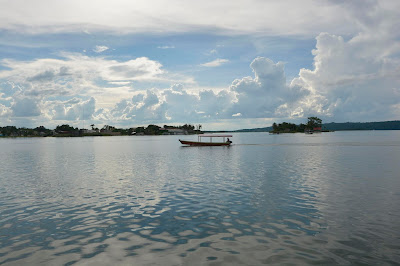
[159,128,171,135]
[57,130,80,136]
[82,129,98,134]
[167,128,188,135]
[313,127,322,132]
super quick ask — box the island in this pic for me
[269,117,324,134]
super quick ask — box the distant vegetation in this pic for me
[134,124,201,135]
[234,120,400,133]
[2,120,400,137]
[270,117,322,133]
[0,126,53,137]
[323,121,400,131]
[0,124,202,137]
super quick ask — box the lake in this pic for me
[1,131,400,265]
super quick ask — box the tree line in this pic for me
[0,123,202,137]
[134,124,201,135]
[0,126,53,137]
[323,121,400,131]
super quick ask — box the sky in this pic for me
[0,0,399,130]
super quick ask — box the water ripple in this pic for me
[1,134,400,265]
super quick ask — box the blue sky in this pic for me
[0,0,399,130]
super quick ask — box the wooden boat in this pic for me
[179,134,232,146]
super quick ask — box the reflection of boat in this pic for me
[179,134,232,146]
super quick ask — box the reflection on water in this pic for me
[1,131,400,265]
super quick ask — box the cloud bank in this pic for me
[1,24,398,129]
[1,0,399,37]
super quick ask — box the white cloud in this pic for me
[47,97,96,121]
[290,30,400,122]
[157,45,175,49]
[0,53,183,126]
[108,90,166,123]
[0,54,167,101]
[93,45,109,53]
[105,57,164,81]
[3,0,398,37]
[201,59,229,67]
[229,57,309,118]
[0,103,11,117]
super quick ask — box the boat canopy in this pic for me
[199,134,232,138]
[197,134,232,143]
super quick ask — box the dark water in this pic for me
[1,131,399,265]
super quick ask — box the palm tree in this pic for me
[90,124,95,130]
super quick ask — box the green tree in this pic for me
[1,126,18,136]
[181,124,195,131]
[297,123,306,132]
[135,127,145,133]
[34,126,49,132]
[272,123,278,132]
[56,124,77,132]
[307,117,322,128]
[145,124,161,135]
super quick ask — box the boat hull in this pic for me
[179,140,231,146]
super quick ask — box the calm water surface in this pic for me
[1,131,399,265]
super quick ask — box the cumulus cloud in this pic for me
[0,53,174,126]
[200,59,229,67]
[290,30,400,121]
[93,45,109,53]
[47,97,96,121]
[229,57,309,118]
[0,53,167,105]
[107,90,166,123]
